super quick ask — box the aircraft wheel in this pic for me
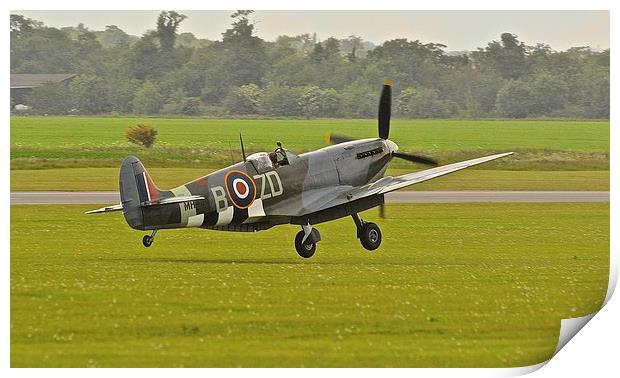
[142,235,153,248]
[295,231,316,258]
[359,222,382,251]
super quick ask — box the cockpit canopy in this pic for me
[247,152,273,173]
[247,147,299,173]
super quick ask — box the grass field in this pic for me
[10,168,610,192]
[10,117,609,170]
[11,203,609,367]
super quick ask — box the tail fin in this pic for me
[119,156,164,229]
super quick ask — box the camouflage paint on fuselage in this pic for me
[120,138,395,232]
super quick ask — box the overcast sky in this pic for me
[13,10,609,51]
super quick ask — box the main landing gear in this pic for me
[294,223,321,258]
[293,215,382,258]
[142,229,158,247]
[352,213,382,251]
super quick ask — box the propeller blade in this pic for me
[378,80,392,140]
[325,132,355,145]
[392,152,439,166]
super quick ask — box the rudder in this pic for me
[119,156,164,230]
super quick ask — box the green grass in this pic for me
[10,168,610,192]
[10,117,610,170]
[11,203,609,367]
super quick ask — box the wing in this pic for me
[269,152,513,216]
[85,195,205,214]
[265,185,354,217]
[376,152,513,194]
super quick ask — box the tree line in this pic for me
[10,11,610,119]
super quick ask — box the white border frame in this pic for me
[3,1,615,376]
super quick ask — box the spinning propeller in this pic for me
[326,80,438,167]
[325,80,439,218]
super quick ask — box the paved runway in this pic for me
[10,191,610,204]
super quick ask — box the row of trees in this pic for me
[10,11,610,119]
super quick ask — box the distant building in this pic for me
[10,73,77,106]
[14,104,31,111]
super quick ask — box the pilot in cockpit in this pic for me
[269,142,289,168]
[268,151,278,167]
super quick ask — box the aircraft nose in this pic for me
[385,140,398,154]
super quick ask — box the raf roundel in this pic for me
[224,170,256,209]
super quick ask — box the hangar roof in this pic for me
[10,73,77,89]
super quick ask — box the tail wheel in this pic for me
[294,231,316,258]
[359,222,382,251]
[142,235,153,247]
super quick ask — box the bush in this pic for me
[126,124,158,148]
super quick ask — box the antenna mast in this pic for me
[239,133,247,162]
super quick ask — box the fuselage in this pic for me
[130,138,398,232]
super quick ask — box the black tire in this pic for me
[294,230,316,258]
[142,235,153,248]
[359,222,382,251]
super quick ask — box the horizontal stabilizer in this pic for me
[86,195,204,214]
[85,203,123,214]
[141,195,205,207]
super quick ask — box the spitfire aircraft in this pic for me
[88,81,512,258]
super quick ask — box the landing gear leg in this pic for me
[352,213,382,251]
[142,229,158,247]
[294,222,321,258]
